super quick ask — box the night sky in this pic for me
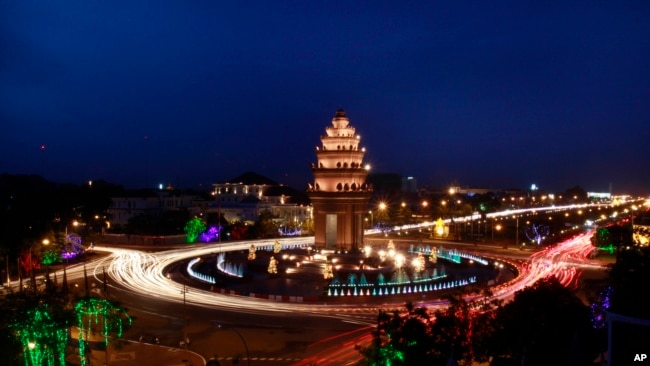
[2,2,649,194]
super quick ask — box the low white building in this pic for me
[108,188,205,227]
[209,172,311,225]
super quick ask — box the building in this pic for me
[401,176,417,193]
[108,187,205,227]
[308,109,372,251]
[210,172,311,225]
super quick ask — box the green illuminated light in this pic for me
[74,298,132,366]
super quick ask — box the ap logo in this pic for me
[634,354,647,362]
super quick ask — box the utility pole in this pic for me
[514,216,519,249]
[181,284,189,349]
[102,266,109,297]
[5,255,10,288]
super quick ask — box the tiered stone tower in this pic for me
[308,109,372,251]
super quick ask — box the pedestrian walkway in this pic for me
[66,340,205,366]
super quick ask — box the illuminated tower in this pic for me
[308,109,372,251]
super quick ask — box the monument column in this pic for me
[308,109,372,251]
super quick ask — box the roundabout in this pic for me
[97,236,524,314]
[95,229,597,314]
[183,239,506,304]
[83,229,599,364]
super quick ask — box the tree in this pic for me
[591,224,633,253]
[608,245,650,319]
[490,277,597,365]
[359,300,476,366]
[249,210,279,238]
[184,217,207,243]
[1,290,76,366]
[358,303,434,365]
[74,298,131,366]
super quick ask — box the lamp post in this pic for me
[65,220,79,237]
[5,254,10,288]
[421,200,428,220]
[377,202,388,233]
[181,284,189,349]
[214,322,250,366]
[28,239,50,293]
[493,223,502,242]
[513,216,519,250]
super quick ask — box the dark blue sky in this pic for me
[2,1,649,194]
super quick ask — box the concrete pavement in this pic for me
[66,341,206,366]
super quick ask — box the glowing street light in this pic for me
[493,223,502,241]
[28,238,50,293]
[65,220,79,236]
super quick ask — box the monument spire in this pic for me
[308,109,372,251]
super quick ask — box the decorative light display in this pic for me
[278,226,301,236]
[429,247,438,263]
[590,286,612,329]
[201,225,220,242]
[413,253,425,273]
[41,248,59,266]
[633,227,650,245]
[184,218,207,243]
[10,305,70,366]
[62,234,85,260]
[597,243,616,254]
[525,224,550,245]
[248,244,256,260]
[74,298,132,366]
[435,218,446,236]
[268,256,278,274]
[323,262,333,280]
[20,250,39,274]
[273,240,282,254]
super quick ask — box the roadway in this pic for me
[7,227,606,365]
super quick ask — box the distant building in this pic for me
[108,188,205,227]
[588,192,612,202]
[108,173,312,229]
[209,172,311,225]
[401,176,417,193]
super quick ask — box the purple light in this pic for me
[201,226,220,243]
[591,286,612,329]
[61,233,84,261]
[278,227,301,236]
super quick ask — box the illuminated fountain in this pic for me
[182,236,498,301]
[323,243,488,298]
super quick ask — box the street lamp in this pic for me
[65,220,79,237]
[28,239,50,293]
[214,322,250,366]
[493,223,502,241]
